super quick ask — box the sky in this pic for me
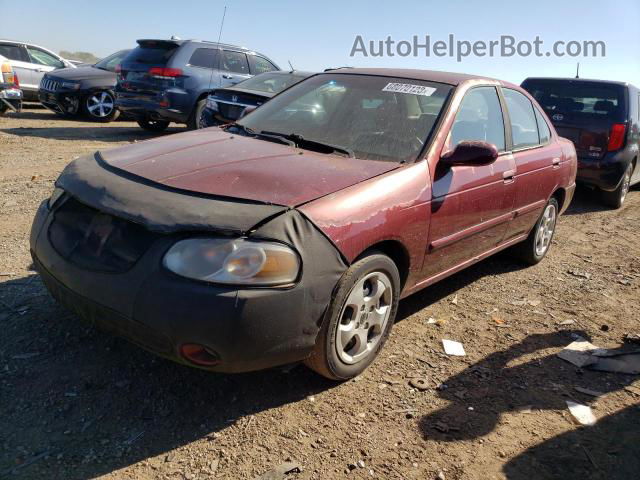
[2,0,639,85]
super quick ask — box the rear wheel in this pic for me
[601,163,633,209]
[187,98,208,130]
[83,90,119,122]
[304,253,400,380]
[511,197,559,265]
[137,118,170,132]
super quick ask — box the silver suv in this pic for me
[0,40,75,101]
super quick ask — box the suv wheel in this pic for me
[601,163,633,209]
[137,118,170,132]
[83,91,119,122]
[304,252,400,380]
[187,98,208,130]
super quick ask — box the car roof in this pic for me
[523,77,636,89]
[323,67,498,86]
[138,38,252,53]
[262,70,315,77]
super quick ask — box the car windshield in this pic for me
[522,80,626,122]
[94,50,131,72]
[235,72,310,94]
[237,74,453,163]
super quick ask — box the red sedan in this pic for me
[31,68,577,380]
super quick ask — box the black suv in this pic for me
[115,39,280,131]
[522,78,640,208]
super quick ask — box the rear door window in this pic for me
[188,48,219,69]
[503,89,540,149]
[522,79,626,123]
[534,108,551,144]
[450,86,506,152]
[248,55,278,74]
[0,44,27,62]
[221,51,249,74]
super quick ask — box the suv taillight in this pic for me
[13,72,19,88]
[607,123,627,152]
[148,67,183,78]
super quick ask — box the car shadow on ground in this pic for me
[0,122,182,142]
[503,403,640,480]
[0,273,338,479]
[417,331,639,479]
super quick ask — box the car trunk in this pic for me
[213,88,268,120]
[118,40,181,100]
[522,79,628,159]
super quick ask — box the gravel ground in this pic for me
[1,106,639,480]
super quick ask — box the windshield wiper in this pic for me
[225,124,296,147]
[260,131,355,158]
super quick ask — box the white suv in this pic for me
[0,40,75,101]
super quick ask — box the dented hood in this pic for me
[101,128,398,207]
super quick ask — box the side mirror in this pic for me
[440,141,499,167]
[240,105,257,118]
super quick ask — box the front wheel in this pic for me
[601,163,633,209]
[137,118,170,132]
[511,197,559,265]
[83,91,119,122]
[304,253,400,380]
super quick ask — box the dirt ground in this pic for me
[1,105,639,480]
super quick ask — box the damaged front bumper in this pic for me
[30,154,347,373]
[38,89,80,115]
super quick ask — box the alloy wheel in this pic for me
[535,204,557,257]
[86,91,115,118]
[619,164,632,205]
[335,271,393,364]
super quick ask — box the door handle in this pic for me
[503,169,516,182]
[552,158,561,168]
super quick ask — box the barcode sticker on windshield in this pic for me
[382,83,436,97]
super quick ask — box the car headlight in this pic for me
[61,81,80,90]
[206,97,219,111]
[48,187,65,209]
[163,238,300,286]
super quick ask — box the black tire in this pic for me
[304,253,401,380]
[601,163,633,209]
[82,90,119,123]
[511,197,559,265]
[137,118,170,132]
[187,98,207,130]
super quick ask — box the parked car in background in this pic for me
[0,54,22,115]
[32,69,576,380]
[0,40,75,101]
[39,49,131,122]
[522,78,640,208]
[199,70,314,128]
[115,39,280,131]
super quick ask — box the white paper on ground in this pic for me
[566,400,597,426]
[557,337,600,367]
[442,339,466,356]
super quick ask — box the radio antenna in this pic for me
[208,5,227,90]
[575,62,580,79]
[288,60,294,72]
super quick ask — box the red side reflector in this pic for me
[149,67,182,78]
[13,72,19,88]
[608,123,626,152]
[180,343,220,366]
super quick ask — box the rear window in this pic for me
[234,72,307,94]
[522,80,626,122]
[124,44,178,66]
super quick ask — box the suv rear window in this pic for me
[125,43,178,66]
[522,79,626,122]
[0,44,26,62]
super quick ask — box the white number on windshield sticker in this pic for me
[382,83,436,97]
